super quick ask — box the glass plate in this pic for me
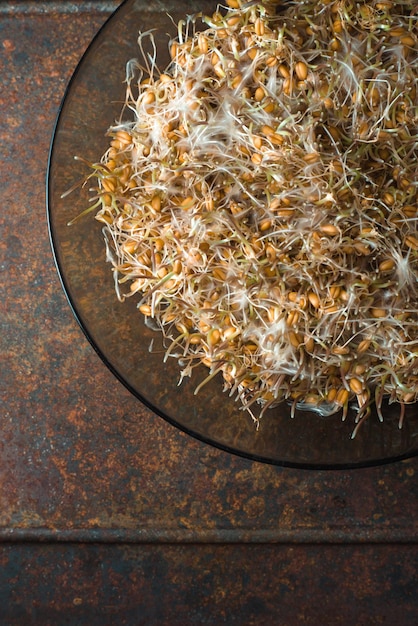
[47,0,418,468]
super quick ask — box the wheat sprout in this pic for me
[77,0,417,436]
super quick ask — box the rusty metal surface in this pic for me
[0,543,417,625]
[1,0,417,621]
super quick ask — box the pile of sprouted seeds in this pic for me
[75,0,418,437]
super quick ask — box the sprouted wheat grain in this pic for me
[78,0,417,436]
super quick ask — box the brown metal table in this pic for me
[1,1,417,623]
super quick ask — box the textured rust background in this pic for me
[0,543,417,625]
[1,0,417,622]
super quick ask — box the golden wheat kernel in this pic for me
[214,63,226,79]
[255,86,266,102]
[398,128,412,144]
[328,125,341,142]
[329,285,341,300]
[327,387,338,403]
[119,166,131,185]
[378,259,395,273]
[101,193,112,207]
[188,333,201,345]
[286,310,300,326]
[270,133,284,145]
[247,47,258,60]
[308,292,320,308]
[354,364,366,376]
[332,345,350,355]
[302,336,313,353]
[251,152,263,165]
[310,243,322,256]
[304,394,320,405]
[115,130,132,145]
[238,143,251,157]
[239,85,251,100]
[261,124,274,137]
[278,63,290,79]
[369,87,380,106]
[226,0,240,7]
[330,37,340,51]
[335,388,349,406]
[399,176,412,191]
[377,130,392,141]
[265,244,276,260]
[204,196,215,212]
[156,266,168,279]
[101,178,116,193]
[143,90,156,105]
[110,139,124,151]
[400,34,416,47]
[320,223,339,236]
[382,192,395,206]
[252,135,263,150]
[231,72,243,89]
[153,251,162,266]
[107,147,118,159]
[295,61,308,80]
[288,331,302,348]
[180,196,194,210]
[154,238,164,252]
[197,33,208,54]
[211,50,220,66]
[254,17,265,37]
[269,197,281,211]
[123,241,137,255]
[138,252,152,267]
[405,235,418,251]
[264,266,276,278]
[323,303,340,316]
[207,329,221,347]
[359,227,374,236]
[349,378,363,395]
[354,242,372,256]
[402,205,417,218]
[139,304,152,316]
[303,152,320,164]
[323,96,334,109]
[283,77,294,95]
[259,218,272,231]
[263,100,275,113]
[389,26,407,38]
[371,307,386,318]
[227,15,241,27]
[172,260,182,274]
[332,19,343,33]
[129,279,143,292]
[170,42,179,59]
[198,320,211,334]
[150,195,161,213]
[223,326,238,341]
[213,267,227,281]
[266,55,278,67]
[230,201,242,215]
